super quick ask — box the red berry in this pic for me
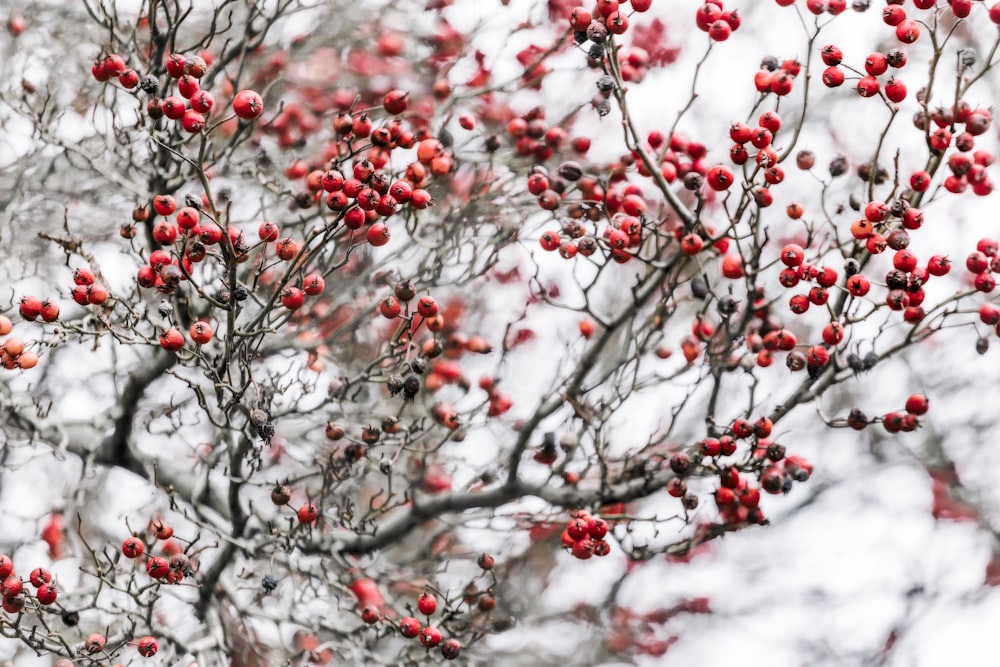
[281,287,305,310]
[159,328,184,352]
[19,295,41,321]
[180,109,206,133]
[146,556,169,578]
[419,625,442,648]
[361,605,381,624]
[233,90,264,120]
[36,583,58,605]
[2,576,22,598]
[137,636,158,657]
[587,517,609,540]
[122,536,145,558]
[441,638,461,659]
[400,616,421,637]
[417,295,439,318]
[382,89,408,115]
[189,322,213,345]
[905,393,929,416]
[297,503,318,524]
[856,75,880,98]
[28,568,52,588]
[417,592,437,615]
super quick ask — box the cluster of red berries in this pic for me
[77,632,158,661]
[641,130,711,187]
[752,53,802,98]
[774,0,848,16]
[90,52,141,90]
[286,132,434,247]
[695,2,741,43]
[153,54,217,133]
[758,453,814,498]
[0,555,58,613]
[559,512,612,560]
[266,484,321,525]
[67,267,110,307]
[18,294,59,322]
[727,109,785,205]
[566,1,652,46]
[914,103,995,196]
[848,392,929,434]
[125,520,190,586]
[0,316,38,370]
[357,591,462,660]
[666,419,812,523]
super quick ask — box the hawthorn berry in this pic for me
[441,638,461,660]
[19,295,41,320]
[400,616,421,638]
[1,576,22,598]
[159,328,184,352]
[233,90,264,120]
[383,89,408,115]
[905,393,929,415]
[417,295,439,318]
[36,583,57,605]
[28,568,51,588]
[189,322,212,345]
[361,605,381,624]
[281,287,305,310]
[137,636,158,657]
[417,592,437,615]
[85,633,106,654]
[302,274,325,296]
[419,625,443,648]
[297,503,318,524]
[122,536,145,559]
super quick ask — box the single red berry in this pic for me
[417,295,439,318]
[780,243,805,267]
[587,517,609,540]
[233,90,264,120]
[400,616,421,638]
[36,583,58,605]
[137,636,159,657]
[296,503,318,524]
[19,295,41,320]
[85,633,106,654]
[28,568,52,588]
[146,556,169,578]
[419,625,443,648]
[441,638,461,660]
[2,576,22,598]
[417,592,437,615]
[122,536,146,559]
[159,328,184,352]
[281,287,305,310]
[566,517,589,541]
[905,393,929,415]
[189,322,213,345]
[856,75,880,98]
[382,89,408,115]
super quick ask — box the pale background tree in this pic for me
[2,0,1000,665]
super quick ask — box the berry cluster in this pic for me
[68,267,109,307]
[0,555,58,612]
[0,316,37,370]
[559,512,612,560]
[694,2,742,43]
